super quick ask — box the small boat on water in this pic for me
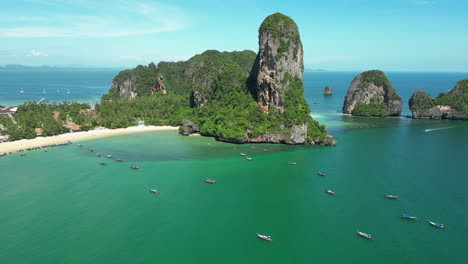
[106,155,113,158]
[317,172,326,176]
[44,149,48,152]
[20,153,27,156]
[263,149,270,152]
[246,157,254,161]
[99,162,107,165]
[384,194,398,199]
[149,189,160,194]
[96,153,101,157]
[131,165,140,169]
[240,153,247,156]
[77,144,83,147]
[89,149,94,152]
[357,230,374,240]
[257,233,272,241]
[288,162,296,165]
[428,220,446,229]
[401,214,417,220]
[326,189,335,195]
[204,179,216,184]
[115,158,124,162]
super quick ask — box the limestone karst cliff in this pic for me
[409,79,468,120]
[343,70,402,117]
[101,13,333,145]
[251,13,304,114]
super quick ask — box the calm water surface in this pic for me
[0,71,467,263]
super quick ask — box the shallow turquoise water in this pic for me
[1,70,468,263]
[1,121,467,263]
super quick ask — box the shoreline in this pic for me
[0,125,178,154]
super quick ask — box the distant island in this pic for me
[0,13,334,146]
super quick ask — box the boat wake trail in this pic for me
[423,127,457,132]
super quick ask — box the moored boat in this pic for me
[384,194,398,199]
[428,220,446,229]
[115,158,124,162]
[240,153,247,156]
[257,233,272,241]
[288,162,296,165]
[96,153,101,157]
[400,214,417,220]
[246,157,254,161]
[106,155,113,158]
[89,149,94,152]
[131,165,140,169]
[149,189,160,194]
[317,172,326,176]
[204,179,216,184]
[357,230,374,240]
[263,149,270,152]
[99,162,107,165]
[326,189,335,195]
[20,153,27,156]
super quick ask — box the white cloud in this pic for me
[306,56,358,63]
[0,1,189,38]
[27,49,48,56]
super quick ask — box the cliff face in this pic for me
[102,13,333,145]
[343,70,402,116]
[253,13,304,113]
[409,80,468,120]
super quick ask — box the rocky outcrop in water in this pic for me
[343,70,402,117]
[409,79,468,120]
[324,86,333,95]
[251,13,304,114]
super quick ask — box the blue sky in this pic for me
[1,0,467,71]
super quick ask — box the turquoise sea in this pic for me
[1,70,468,263]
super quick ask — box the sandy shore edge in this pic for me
[0,126,178,154]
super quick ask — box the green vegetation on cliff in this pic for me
[410,79,468,117]
[358,70,401,101]
[259,13,299,40]
[352,102,389,117]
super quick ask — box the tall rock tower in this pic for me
[252,13,304,113]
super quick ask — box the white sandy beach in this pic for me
[0,126,178,154]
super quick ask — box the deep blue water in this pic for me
[0,68,122,107]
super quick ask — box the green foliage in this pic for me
[358,70,401,101]
[411,80,468,115]
[259,13,299,41]
[275,39,289,61]
[352,102,389,117]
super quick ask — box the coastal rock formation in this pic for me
[409,79,468,120]
[252,12,304,113]
[343,70,402,116]
[179,119,200,136]
[101,13,333,145]
[324,86,333,95]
